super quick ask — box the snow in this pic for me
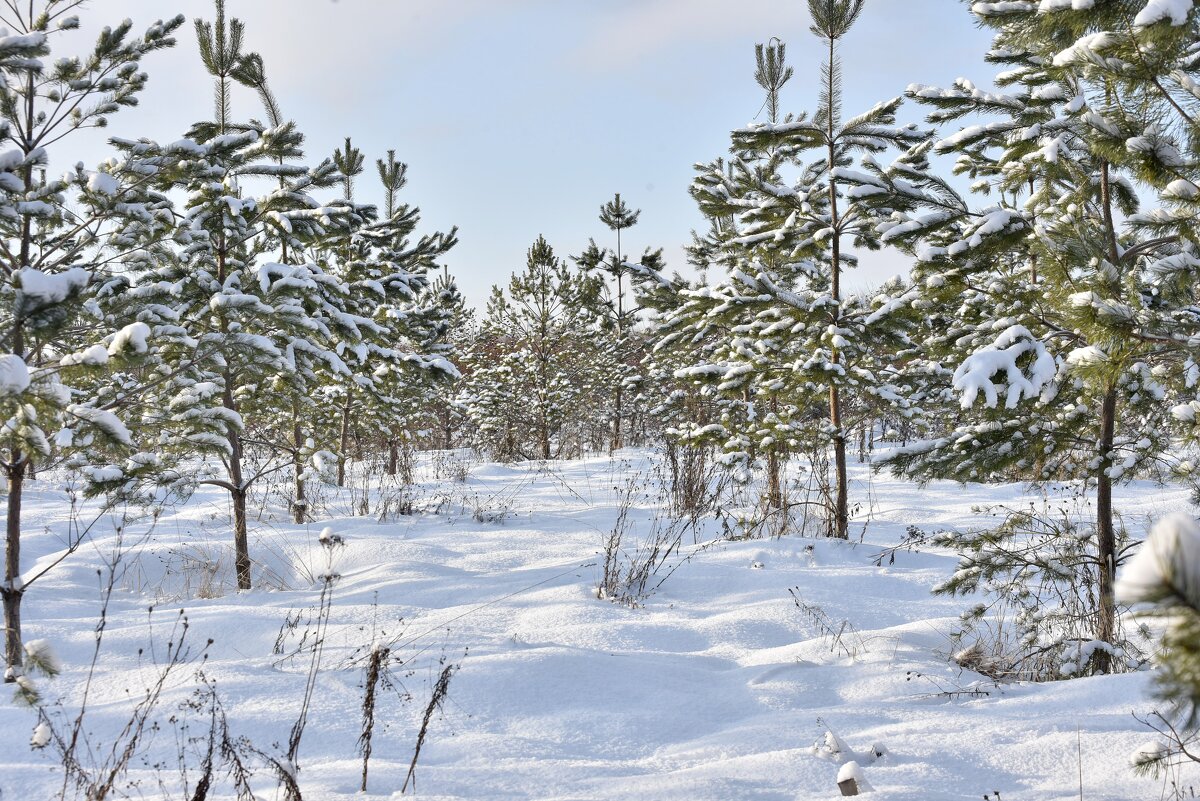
[1172,401,1200,422]
[1117,512,1200,604]
[1038,0,1095,10]
[1134,0,1193,27]
[1066,345,1108,367]
[0,354,30,397]
[952,325,1057,409]
[65,404,132,446]
[16,267,90,306]
[1052,33,1118,67]
[972,2,1038,17]
[86,170,120,196]
[0,452,1192,800]
[1163,179,1200,200]
[60,344,109,367]
[107,321,151,355]
[29,722,50,749]
[837,759,874,793]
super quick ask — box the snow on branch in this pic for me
[953,325,1057,409]
[1134,0,1194,28]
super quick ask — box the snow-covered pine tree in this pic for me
[116,1,369,590]
[325,136,367,488]
[316,137,458,490]
[626,237,730,516]
[0,7,185,680]
[232,49,331,524]
[679,10,927,536]
[577,193,659,453]
[463,236,605,461]
[418,267,474,454]
[844,0,1200,673]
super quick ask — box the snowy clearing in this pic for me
[0,452,1193,800]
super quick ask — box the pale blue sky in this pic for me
[66,1,995,306]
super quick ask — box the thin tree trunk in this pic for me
[766,396,783,512]
[292,414,307,525]
[827,88,849,541]
[224,379,251,591]
[1093,158,1121,673]
[3,456,24,678]
[232,487,250,591]
[6,82,35,676]
[830,385,849,540]
[1094,385,1118,673]
[613,383,623,454]
[386,439,399,476]
[612,236,624,453]
[766,449,783,511]
[337,397,352,488]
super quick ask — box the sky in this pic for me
[56,1,997,308]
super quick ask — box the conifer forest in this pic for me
[4,0,1200,798]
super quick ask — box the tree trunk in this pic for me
[3,457,24,678]
[1094,385,1118,674]
[612,254,624,454]
[386,439,399,476]
[827,54,849,541]
[612,386,622,454]
[7,94,34,677]
[337,398,352,488]
[1092,159,1120,673]
[292,416,307,525]
[224,379,251,591]
[830,385,849,540]
[766,449,783,512]
[828,158,849,539]
[232,487,251,592]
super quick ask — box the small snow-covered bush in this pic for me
[936,495,1144,681]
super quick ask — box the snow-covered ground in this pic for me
[0,451,1195,800]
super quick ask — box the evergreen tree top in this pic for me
[807,0,866,41]
[599,192,640,232]
[377,149,408,219]
[333,136,365,202]
[754,38,794,124]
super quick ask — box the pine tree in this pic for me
[0,6,184,679]
[328,136,367,488]
[317,138,457,490]
[578,193,652,453]
[846,0,1200,673]
[419,268,474,453]
[118,1,367,590]
[680,9,927,536]
[463,236,604,460]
